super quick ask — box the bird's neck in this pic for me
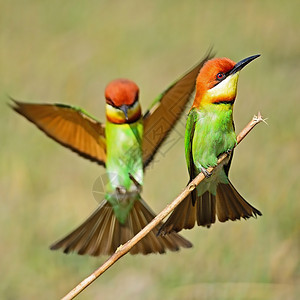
[195,97,234,114]
[196,102,234,125]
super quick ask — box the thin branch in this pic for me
[61,112,266,300]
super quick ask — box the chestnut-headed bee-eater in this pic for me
[12,52,213,256]
[159,55,262,235]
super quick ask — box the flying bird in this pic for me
[12,52,213,255]
[159,55,262,235]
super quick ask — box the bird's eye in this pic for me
[216,72,225,80]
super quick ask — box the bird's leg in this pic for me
[115,186,127,203]
[128,173,142,193]
[200,166,212,178]
[116,186,127,195]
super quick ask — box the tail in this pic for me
[50,199,192,256]
[216,181,262,223]
[159,180,261,235]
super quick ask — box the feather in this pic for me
[11,100,106,166]
[51,198,192,256]
[216,181,262,222]
[142,51,214,168]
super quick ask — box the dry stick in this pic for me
[62,112,266,300]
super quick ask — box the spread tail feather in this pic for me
[216,180,262,222]
[50,199,192,256]
[159,180,261,235]
[158,191,215,235]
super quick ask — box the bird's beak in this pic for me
[228,54,260,75]
[119,104,129,120]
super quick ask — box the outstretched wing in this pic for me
[142,50,214,168]
[12,100,107,166]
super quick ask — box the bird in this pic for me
[159,54,262,235]
[11,52,213,256]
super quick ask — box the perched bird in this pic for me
[11,52,212,256]
[159,55,262,235]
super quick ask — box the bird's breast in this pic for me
[105,120,144,193]
[192,107,236,169]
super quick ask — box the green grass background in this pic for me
[1,1,299,299]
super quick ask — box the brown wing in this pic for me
[12,100,106,166]
[142,50,214,168]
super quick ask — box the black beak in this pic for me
[228,54,260,75]
[119,104,129,120]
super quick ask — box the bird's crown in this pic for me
[105,79,141,124]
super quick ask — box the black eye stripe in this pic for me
[134,92,139,103]
[106,98,117,107]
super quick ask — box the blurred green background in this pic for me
[1,0,299,299]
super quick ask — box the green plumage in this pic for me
[186,105,236,169]
[159,54,262,235]
[11,54,214,255]
[185,104,236,196]
[159,101,261,234]
[105,120,143,223]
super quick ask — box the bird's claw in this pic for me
[201,167,212,178]
[116,186,126,194]
[226,149,232,155]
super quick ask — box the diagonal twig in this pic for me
[61,112,266,300]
